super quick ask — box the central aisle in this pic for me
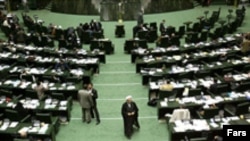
[56,22,169,141]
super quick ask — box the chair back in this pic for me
[51,92,65,100]
[216,83,230,94]
[149,22,157,30]
[235,102,250,115]
[25,89,38,99]
[202,107,219,119]
[0,89,12,98]
[236,82,250,92]
[188,88,202,97]
[115,25,125,37]
[13,138,30,141]
[5,109,22,121]
[158,90,176,100]
[36,112,53,123]
[177,25,185,37]
[195,70,211,78]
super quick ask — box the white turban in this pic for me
[126,95,132,100]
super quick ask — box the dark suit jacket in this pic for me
[90,88,98,106]
[159,23,166,34]
[209,83,218,94]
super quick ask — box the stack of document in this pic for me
[38,124,48,134]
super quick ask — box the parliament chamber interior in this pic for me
[0,0,250,141]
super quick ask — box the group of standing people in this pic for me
[78,83,100,125]
[78,83,140,139]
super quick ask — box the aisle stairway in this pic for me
[55,22,169,141]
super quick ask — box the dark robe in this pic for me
[121,101,140,138]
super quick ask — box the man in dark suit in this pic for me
[137,10,144,26]
[87,82,101,125]
[121,95,140,139]
[54,59,70,71]
[159,19,167,35]
[209,79,218,94]
[78,85,94,123]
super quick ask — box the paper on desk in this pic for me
[67,86,75,90]
[49,87,57,90]
[174,126,185,132]
[7,102,14,107]
[150,82,159,89]
[0,124,8,131]
[60,101,67,106]
[9,122,18,128]
[247,119,250,123]
[160,101,167,107]
[38,124,48,134]
[18,127,29,133]
[49,83,55,87]
[59,107,67,110]
[229,116,240,120]
[28,127,39,133]
[210,122,219,128]
[45,104,56,109]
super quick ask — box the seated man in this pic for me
[169,105,191,123]
[34,81,48,100]
[209,79,218,94]
[159,80,174,91]
[241,32,250,53]
[55,59,70,71]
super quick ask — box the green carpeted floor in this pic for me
[2,3,250,141]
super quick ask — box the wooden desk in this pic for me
[168,117,250,141]
[0,122,55,141]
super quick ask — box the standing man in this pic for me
[121,95,140,139]
[87,82,101,125]
[34,81,48,100]
[78,85,94,124]
[22,0,29,12]
[159,19,167,35]
[137,9,144,26]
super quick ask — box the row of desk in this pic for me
[0,42,93,141]
[148,70,250,99]
[0,78,81,100]
[158,90,250,119]
[0,97,72,122]
[140,57,249,85]
[132,38,240,64]
[168,116,250,141]
[0,96,72,141]
[0,121,55,141]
